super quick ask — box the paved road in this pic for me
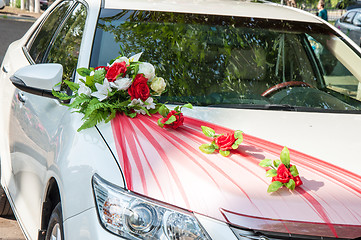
[0,18,33,64]
[0,17,33,240]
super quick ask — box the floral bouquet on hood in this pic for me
[53,53,167,131]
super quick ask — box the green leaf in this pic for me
[85,75,95,87]
[267,181,283,193]
[165,115,176,124]
[290,165,299,177]
[174,106,180,113]
[234,138,243,146]
[266,169,277,177]
[201,126,215,138]
[77,109,107,132]
[232,143,239,149]
[280,147,290,167]
[284,179,296,190]
[52,90,74,100]
[94,68,106,84]
[126,112,137,118]
[211,141,219,150]
[219,150,230,157]
[77,68,91,77]
[199,144,216,154]
[234,130,243,140]
[273,159,281,168]
[157,118,165,128]
[259,159,272,168]
[158,104,169,117]
[182,103,193,109]
[63,80,79,92]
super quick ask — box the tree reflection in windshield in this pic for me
[90,10,361,112]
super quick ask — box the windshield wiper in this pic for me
[264,104,296,111]
[207,103,297,111]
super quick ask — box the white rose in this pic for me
[138,62,155,81]
[150,77,166,94]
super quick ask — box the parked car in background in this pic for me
[335,9,361,46]
[0,0,5,10]
[2,0,361,239]
[40,0,48,10]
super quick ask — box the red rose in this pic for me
[105,62,127,82]
[272,164,292,183]
[272,164,303,187]
[94,66,109,71]
[161,110,184,129]
[214,133,236,151]
[127,74,150,101]
[292,175,303,187]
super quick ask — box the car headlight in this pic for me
[92,174,211,240]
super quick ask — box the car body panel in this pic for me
[95,110,361,238]
[104,0,322,23]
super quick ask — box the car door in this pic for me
[350,12,361,46]
[338,11,356,37]
[8,1,87,239]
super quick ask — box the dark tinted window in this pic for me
[352,12,361,26]
[342,11,356,23]
[46,3,87,81]
[28,0,73,63]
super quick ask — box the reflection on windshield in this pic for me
[90,9,361,112]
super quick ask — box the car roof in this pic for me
[102,0,322,23]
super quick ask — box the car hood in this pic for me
[101,113,361,238]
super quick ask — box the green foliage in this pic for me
[267,181,283,193]
[280,147,290,168]
[201,126,216,138]
[199,143,216,154]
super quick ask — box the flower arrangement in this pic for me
[53,53,168,131]
[157,103,193,129]
[199,126,243,157]
[259,147,303,193]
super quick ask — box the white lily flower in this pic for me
[144,97,156,110]
[128,98,142,107]
[78,82,91,97]
[128,98,149,115]
[112,57,129,66]
[110,77,132,91]
[91,79,112,101]
[138,62,155,81]
[129,52,142,62]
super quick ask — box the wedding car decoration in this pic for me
[259,147,303,193]
[53,53,168,131]
[157,103,193,129]
[199,126,243,157]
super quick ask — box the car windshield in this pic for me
[90,9,361,112]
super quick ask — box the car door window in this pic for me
[46,3,87,81]
[28,0,74,63]
[342,12,356,24]
[352,12,361,26]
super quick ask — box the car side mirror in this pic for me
[10,63,63,99]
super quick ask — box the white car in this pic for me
[1,0,361,239]
[0,0,5,10]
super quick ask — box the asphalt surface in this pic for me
[0,18,33,64]
[0,17,33,240]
